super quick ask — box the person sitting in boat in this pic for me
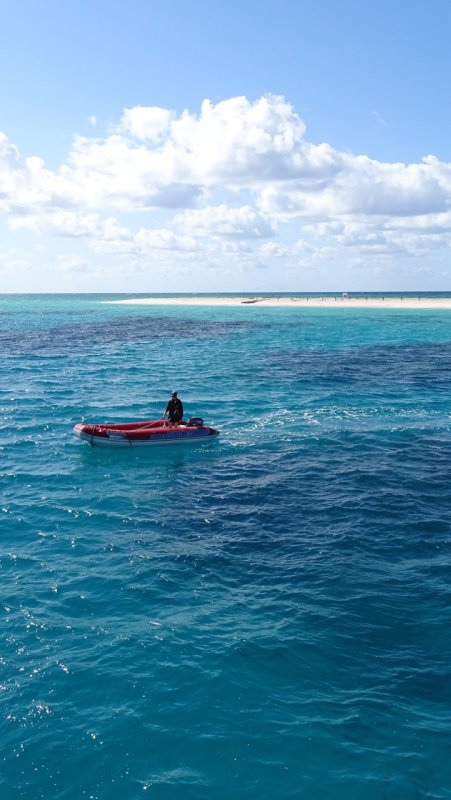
[162,391,184,424]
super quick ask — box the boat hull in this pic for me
[73,420,219,447]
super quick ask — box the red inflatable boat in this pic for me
[73,417,219,447]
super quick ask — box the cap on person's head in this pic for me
[171,391,177,397]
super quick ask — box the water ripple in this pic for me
[1,297,451,799]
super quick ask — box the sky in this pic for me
[1,0,451,293]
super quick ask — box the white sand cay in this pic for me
[107,295,451,309]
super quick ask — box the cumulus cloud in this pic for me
[57,94,334,215]
[257,153,451,220]
[0,132,81,213]
[2,94,451,277]
[174,204,275,239]
[119,106,175,142]
[10,210,131,241]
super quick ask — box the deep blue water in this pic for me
[1,294,451,799]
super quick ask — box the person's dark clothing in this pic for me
[165,397,183,423]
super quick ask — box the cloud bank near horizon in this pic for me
[2,94,451,282]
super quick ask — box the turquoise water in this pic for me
[1,294,451,799]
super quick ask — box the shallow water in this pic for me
[1,295,451,799]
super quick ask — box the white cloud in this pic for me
[0,253,33,274]
[56,94,321,213]
[257,153,451,220]
[134,227,195,253]
[57,253,91,272]
[174,204,275,239]
[2,94,451,287]
[10,210,131,241]
[371,110,387,128]
[119,106,175,142]
[0,132,82,213]
[259,239,312,259]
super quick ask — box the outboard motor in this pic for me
[188,417,204,427]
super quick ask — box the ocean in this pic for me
[1,294,451,799]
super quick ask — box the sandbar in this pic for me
[107,295,451,309]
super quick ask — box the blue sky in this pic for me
[1,0,451,292]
